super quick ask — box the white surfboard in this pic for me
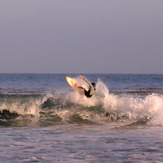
[66,76,85,94]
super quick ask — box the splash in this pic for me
[66,79,163,126]
[96,79,109,97]
[0,96,41,116]
[0,79,163,127]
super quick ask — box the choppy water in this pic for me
[0,74,163,162]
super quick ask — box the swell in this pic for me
[0,81,163,127]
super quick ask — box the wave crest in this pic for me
[0,80,163,127]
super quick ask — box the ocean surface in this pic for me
[0,74,163,162]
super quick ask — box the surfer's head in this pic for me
[91,82,96,91]
[91,82,95,86]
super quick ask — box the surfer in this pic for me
[78,76,96,98]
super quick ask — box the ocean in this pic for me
[0,74,163,162]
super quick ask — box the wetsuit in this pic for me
[79,77,95,98]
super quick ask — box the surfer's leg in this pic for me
[77,86,85,90]
[78,87,87,96]
[77,87,92,98]
[77,86,86,95]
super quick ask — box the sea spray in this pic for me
[145,94,163,126]
[65,79,163,126]
[100,92,163,126]
[0,95,42,116]
[0,78,163,126]
[96,78,109,97]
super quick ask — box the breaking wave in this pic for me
[0,79,163,127]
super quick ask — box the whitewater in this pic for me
[0,74,163,162]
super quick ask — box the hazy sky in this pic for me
[0,0,163,74]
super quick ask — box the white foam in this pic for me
[0,97,42,117]
[0,78,162,126]
[66,79,163,126]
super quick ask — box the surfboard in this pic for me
[66,76,85,94]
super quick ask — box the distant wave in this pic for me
[0,80,163,127]
[0,88,46,95]
[111,88,163,96]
